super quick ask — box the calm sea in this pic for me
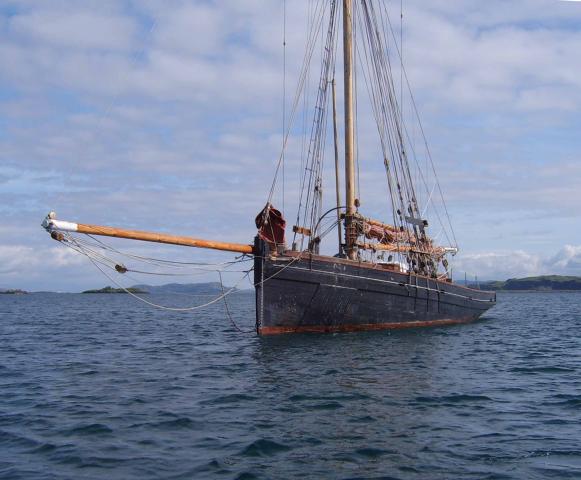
[1,291,580,479]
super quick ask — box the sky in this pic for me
[1,0,581,292]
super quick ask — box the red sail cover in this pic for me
[255,204,286,246]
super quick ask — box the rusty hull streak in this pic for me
[259,317,475,335]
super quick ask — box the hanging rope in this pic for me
[218,271,254,334]
[59,232,305,314]
[73,233,253,272]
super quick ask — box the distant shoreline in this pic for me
[7,275,581,294]
[470,275,581,292]
[81,286,147,294]
[495,289,581,293]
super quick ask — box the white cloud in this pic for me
[0,244,84,277]
[152,4,226,56]
[403,10,581,111]
[455,245,581,279]
[454,250,542,279]
[547,245,581,273]
[9,11,138,51]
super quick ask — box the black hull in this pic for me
[253,240,496,335]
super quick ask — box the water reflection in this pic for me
[254,328,456,398]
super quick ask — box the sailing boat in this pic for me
[42,0,496,335]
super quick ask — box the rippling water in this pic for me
[1,291,580,479]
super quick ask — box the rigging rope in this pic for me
[353,0,457,276]
[84,249,251,312]
[267,0,330,205]
[293,0,339,249]
[218,271,254,334]
[381,2,458,248]
[79,234,253,270]
[60,232,305,314]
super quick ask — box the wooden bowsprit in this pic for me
[41,212,255,255]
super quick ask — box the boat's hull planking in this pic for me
[253,240,496,335]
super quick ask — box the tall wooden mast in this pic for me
[342,0,357,260]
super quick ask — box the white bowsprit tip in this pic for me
[41,212,55,231]
[41,212,78,233]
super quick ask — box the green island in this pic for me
[80,282,234,295]
[0,289,28,295]
[477,275,581,291]
[82,286,147,294]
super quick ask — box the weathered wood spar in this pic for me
[42,214,254,254]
